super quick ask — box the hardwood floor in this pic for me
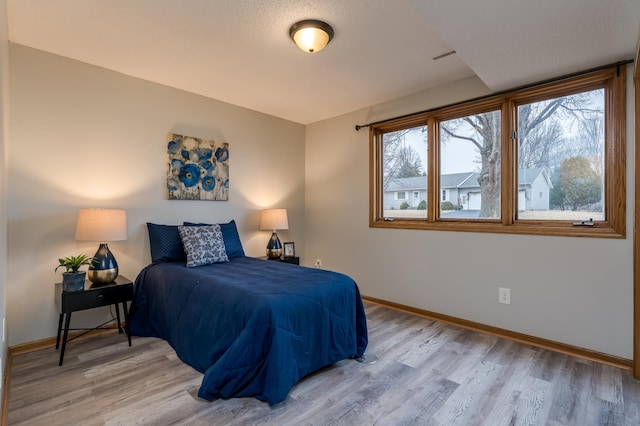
[7,302,640,425]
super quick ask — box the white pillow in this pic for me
[178,224,229,267]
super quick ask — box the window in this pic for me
[370,66,626,237]
[379,124,427,219]
[516,89,604,221]
[439,108,501,220]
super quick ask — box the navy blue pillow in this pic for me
[147,223,186,263]
[183,220,245,259]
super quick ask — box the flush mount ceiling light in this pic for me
[289,19,334,53]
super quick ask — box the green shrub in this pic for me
[400,201,409,210]
[441,201,455,211]
[417,200,427,210]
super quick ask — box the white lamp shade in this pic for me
[75,208,128,242]
[260,209,289,231]
[292,27,330,53]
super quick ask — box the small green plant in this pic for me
[55,254,92,274]
[400,201,410,210]
[441,201,455,211]
[417,200,427,210]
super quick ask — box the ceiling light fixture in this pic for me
[289,19,334,53]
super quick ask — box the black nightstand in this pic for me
[55,275,133,366]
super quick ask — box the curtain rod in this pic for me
[354,59,634,131]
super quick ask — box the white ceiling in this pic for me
[6,0,640,125]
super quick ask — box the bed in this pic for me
[129,221,368,405]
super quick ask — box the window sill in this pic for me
[370,218,625,239]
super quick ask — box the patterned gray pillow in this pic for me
[178,224,229,267]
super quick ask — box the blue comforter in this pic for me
[129,256,368,405]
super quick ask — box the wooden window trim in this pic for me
[370,67,626,238]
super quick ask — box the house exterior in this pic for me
[384,168,552,211]
[517,167,553,211]
[384,176,428,210]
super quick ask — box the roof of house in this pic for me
[386,172,478,191]
[441,172,478,188]
[385,167,552,192]
[385,176,426,191]
[518,167,553,188]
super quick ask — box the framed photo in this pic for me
[166,133,229,201]
[283,242,295,258]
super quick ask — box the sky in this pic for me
[404,128,480,175]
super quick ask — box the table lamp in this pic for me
[75,208,128,284]
[260,209,288,259]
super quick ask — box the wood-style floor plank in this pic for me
[7,302,640,425]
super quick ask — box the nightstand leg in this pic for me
[59,312,72,366]
[122,301,131,347]
[55,313,64,349]
[115,303,122,333]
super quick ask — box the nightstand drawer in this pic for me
[62,283,132,312]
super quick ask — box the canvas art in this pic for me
[166,133,229,201]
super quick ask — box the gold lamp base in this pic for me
[88,242,119,284]
[87,267,118,284]
[266,231,283,259]
[266,248,283,259]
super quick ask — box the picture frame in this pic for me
[166,132,229,201]
[283,242,295,258]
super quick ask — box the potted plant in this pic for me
[55,254,92,292]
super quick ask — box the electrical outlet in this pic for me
[314,258,322,268]
[499,287,511,304]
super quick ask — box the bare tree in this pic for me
[441,110,501,218]
[383,127,426,189]
[518,101,564,169]
[396,145,425,178]
[554,116,604,176]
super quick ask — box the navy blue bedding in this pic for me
[129,256,368,405]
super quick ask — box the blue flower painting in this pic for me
[166,133,229,201]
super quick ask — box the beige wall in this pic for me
[304,71,636,359]
[7,44,305,346]
[0,0,8,406]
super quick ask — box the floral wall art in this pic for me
[166,133,229,201]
